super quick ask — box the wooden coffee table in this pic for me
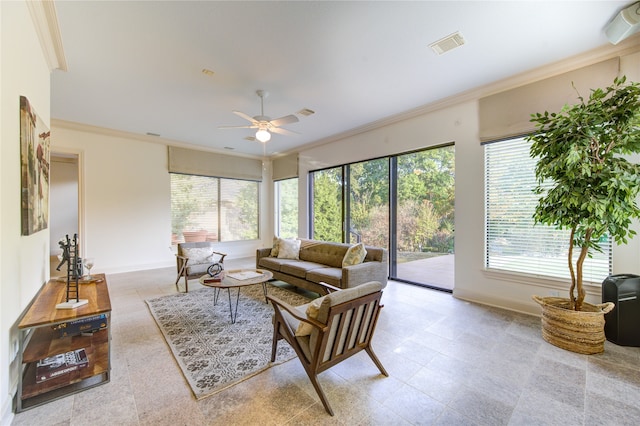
[199,269,273,323]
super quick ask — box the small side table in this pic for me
[199,269,273,323]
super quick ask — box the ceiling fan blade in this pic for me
[271,127,299,136]
[233,111,258,124]
[269,114,299,127]
[218,125,256,129]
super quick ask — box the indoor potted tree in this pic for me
[529,76,640,354]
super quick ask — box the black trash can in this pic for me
[602,274,640,347]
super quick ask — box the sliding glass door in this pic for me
[393,146,455,290]
[310,144,454,291]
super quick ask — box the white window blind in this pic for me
[484,137,611,283]
[170,173,258,243]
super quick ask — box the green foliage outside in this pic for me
[528,76,640,311]
[312,168,343,243]
[312,146,455,253]
[230,181,259,240]
[397,148,455,252]
[276,178,298,238]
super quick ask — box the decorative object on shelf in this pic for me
[55,234,88,309]
[35,348,88,383]
[51,314,107,338]
[19,96,50,236]
[528,76,640,354]
[84,257,95,280]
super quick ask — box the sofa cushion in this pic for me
[342,243,367,267]
[278,238,301,259]
[257,256,298,272]
[281,261,328,279]
[295,297,325,337]
[306,268,342,288]
[270,236,281,257]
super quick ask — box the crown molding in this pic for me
[51,119,265,160]
[26,0,67,72]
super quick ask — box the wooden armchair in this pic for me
[175,242,226,293]
[267,281,388,416]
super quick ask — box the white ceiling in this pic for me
[51,1,632,157]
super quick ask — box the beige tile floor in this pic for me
[13,257,640,425]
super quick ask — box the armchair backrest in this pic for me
[309,281,383,370]
[176,242,225,274]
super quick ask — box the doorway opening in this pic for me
[49,152,81,277]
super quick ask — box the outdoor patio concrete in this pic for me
[395,254,455,291]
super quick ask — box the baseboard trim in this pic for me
[453,288,540,317]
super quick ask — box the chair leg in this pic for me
[307,373,334,416]
[184,276,189,293]
[365,346,389,377]
[270,322,280,362]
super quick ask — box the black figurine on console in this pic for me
[55,234,87,309]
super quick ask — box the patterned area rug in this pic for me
[146,282,311,400]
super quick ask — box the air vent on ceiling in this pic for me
[429,31,465,55]
[297,108,315,117]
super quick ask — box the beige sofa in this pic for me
[256,239,388,295]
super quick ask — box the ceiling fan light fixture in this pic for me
[256,128,271,143]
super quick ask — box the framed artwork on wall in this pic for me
[20,96,50,235]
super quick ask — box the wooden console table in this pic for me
[15,273,111,412]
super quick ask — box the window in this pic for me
[170,173,259,244]
[275,178,298,238]
[484,137,611,283]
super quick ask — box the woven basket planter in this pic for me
[532,296,615,355]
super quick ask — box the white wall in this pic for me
[0,2,52,423]
[49,156,79,255]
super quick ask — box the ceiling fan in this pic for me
[219,90,311,143]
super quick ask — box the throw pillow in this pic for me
[277,239,301,260]
[270,236,281,257]
[342,243,367,267]
[295,296,326,337]
[182,247,215,265]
